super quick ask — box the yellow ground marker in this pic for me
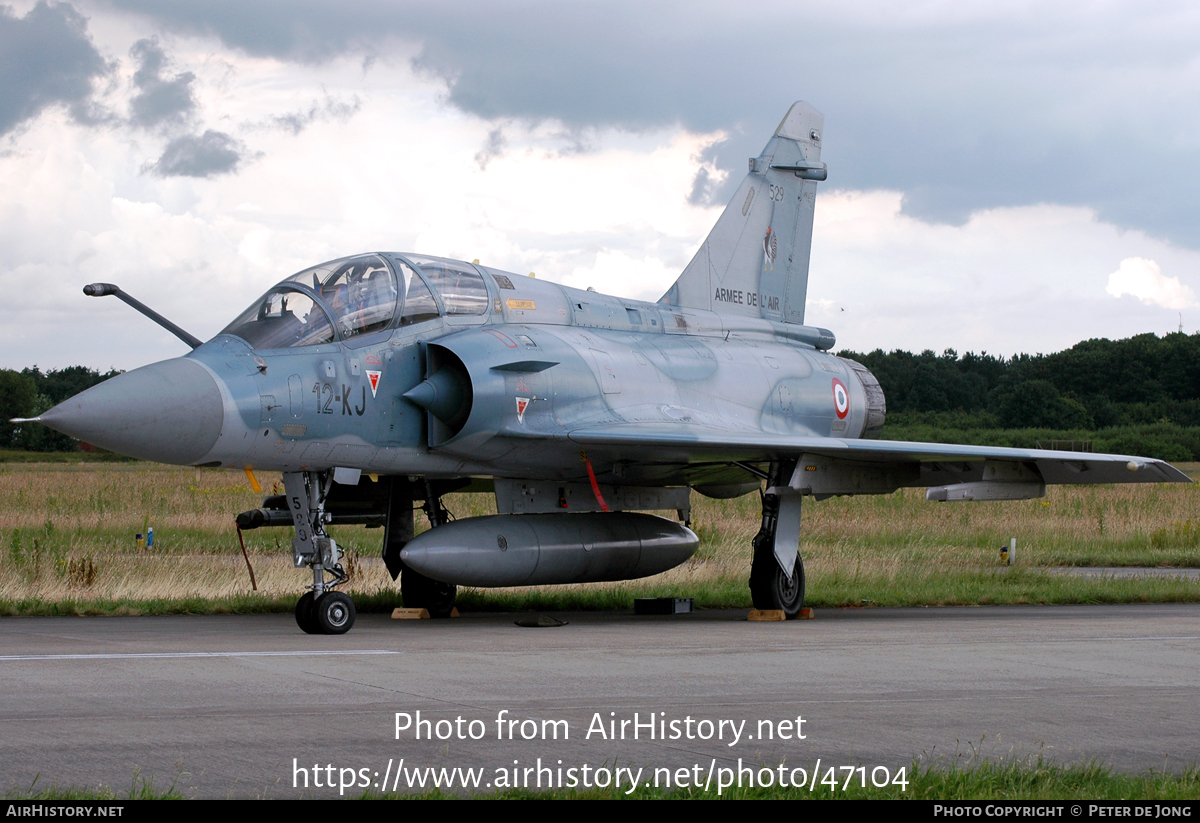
[391,607,460,620]
[748,608,814,621]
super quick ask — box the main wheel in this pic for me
[295,591,320,634]
[401,568,457,618]
[749,552,805,618]
[316,591,356,634]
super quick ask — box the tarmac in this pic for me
[1,603,1197,797]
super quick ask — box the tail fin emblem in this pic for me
[763,227,778,270]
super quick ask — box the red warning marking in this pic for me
[832,378,849,419]
[366,370,381,398]
[365,354,382,365]
[483,328,519,348]
[585,457,610,512]
[515,397,530,423]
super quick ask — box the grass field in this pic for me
[1,461,1198,615]
[5,758,1200,800]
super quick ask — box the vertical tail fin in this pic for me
[661,102,825,325]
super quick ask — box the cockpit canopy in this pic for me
[221,253,490,350]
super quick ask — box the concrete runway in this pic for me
[1,604,1197,797]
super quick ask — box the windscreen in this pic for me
[221,254,399,349]
[221,288,335,349]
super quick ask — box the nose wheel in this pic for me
[295,591,319,634]
[295,590,356,634]
[316,591,356,633]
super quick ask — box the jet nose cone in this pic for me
[39,357,224,465]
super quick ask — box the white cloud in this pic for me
[565,250,678,303]
[806,192,1200,355]
[1105,257,1196,309]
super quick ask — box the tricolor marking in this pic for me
[832,378,849,419]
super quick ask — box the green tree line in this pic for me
[841,331,1200,430]
[841,332,1200,461]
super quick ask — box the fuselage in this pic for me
[41,252,885,491]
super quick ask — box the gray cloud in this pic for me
[128,37,196,129]
[474,126,506,170]
[0,2,107,136]
[268,92,361,135]
[109,1,1200,248]
[110,0,398,63]
[148,130,243,177]
[687,139,729,206]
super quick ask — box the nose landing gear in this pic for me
[285,470,357,634]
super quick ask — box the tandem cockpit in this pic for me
[221,253,496,350]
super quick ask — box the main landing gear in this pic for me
[284,470,357,634]
[748,461,806,618]
[382,479,457,618]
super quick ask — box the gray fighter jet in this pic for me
[19,102,1189,634]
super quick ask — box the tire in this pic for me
[401,568,457,618]
[315,591,356,634]
[749,552,805,619]
[295,591,321,634]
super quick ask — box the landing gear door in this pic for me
[773,491,802,571]
[283,472,316,567]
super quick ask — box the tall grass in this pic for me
[1,462,1198,614]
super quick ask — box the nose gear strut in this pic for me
[283,470,356,634]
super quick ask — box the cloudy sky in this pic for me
[1,0,1198,370]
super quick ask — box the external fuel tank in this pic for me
[399,512,698,587]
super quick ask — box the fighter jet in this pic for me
[19,102,1189,634]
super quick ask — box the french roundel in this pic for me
[832,378,850,419]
